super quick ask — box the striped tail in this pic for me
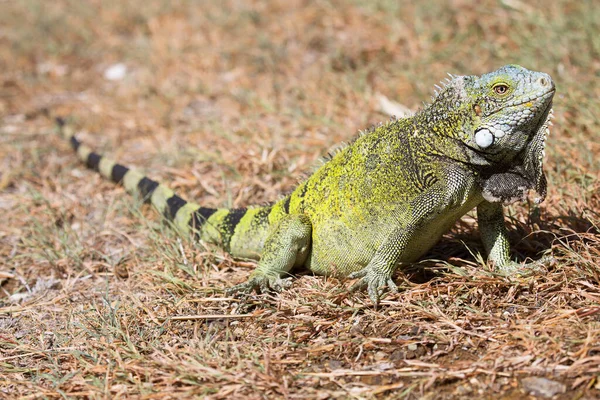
[57,118,272,258]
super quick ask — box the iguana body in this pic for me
[59,65,555,302]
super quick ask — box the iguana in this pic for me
[58,64,555,303]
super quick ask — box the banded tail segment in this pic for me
[56,118,274,257]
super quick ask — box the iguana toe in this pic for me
[495,256,550,277]
[349,266,397,304]
[227,274,292,296]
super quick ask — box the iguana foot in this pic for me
[495,255,552,277]
[349,266,398,304]
[226,273,293,296]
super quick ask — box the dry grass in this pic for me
[1,0,600,398]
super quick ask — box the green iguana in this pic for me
[58,64,555,303]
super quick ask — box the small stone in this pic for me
[521,377,566,398]
[455,384,473,395]
[328,360,343,370]
[104,63,127,81]
[390,350,405,361]
[375,362,394,371]
[349,325,362,335]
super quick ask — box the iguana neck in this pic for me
[411,105,497,172]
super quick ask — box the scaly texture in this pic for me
[58,64,555,303]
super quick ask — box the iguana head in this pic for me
[436,65,555,203]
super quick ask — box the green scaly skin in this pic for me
[58,64,555,303]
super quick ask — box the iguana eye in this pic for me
[493,83,509,95]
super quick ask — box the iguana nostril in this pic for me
[539,77,548,86]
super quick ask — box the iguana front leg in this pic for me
[348,224,410,303]
[477,200,546,275]
[227,214,312,295]
[350,176,470,304]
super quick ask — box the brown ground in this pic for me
[1,0,599,398]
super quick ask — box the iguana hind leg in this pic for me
[227,214,312,295]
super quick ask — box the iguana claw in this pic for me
[349,267,398,304]
[495,255,552,277]
[226,273,293,296]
